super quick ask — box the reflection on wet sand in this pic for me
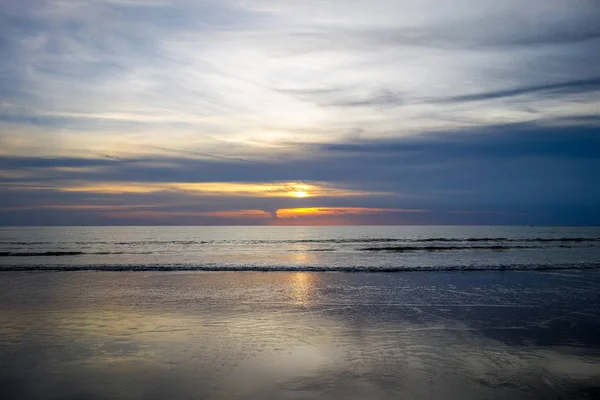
[0,271,599,399]
[289,272,316,306]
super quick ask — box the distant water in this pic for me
[1,226,599,271]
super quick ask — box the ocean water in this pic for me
[1,226,600,271]
[1,226,600,399]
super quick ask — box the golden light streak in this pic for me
[60,183,163,194]
[276,207,427,218]
[198,210,273,218]
[58,181,383,197]
[0,203,427,224]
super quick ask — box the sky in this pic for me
[0,0,599,226]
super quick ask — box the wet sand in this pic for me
[1,270,599,399]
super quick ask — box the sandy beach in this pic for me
[1,270,599,399]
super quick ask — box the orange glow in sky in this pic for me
[275,207,426,219]
[90,206,427,224]
[57,181,381,198]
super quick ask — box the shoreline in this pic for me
[2,269,600,399]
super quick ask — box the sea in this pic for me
[1,226,600,399]
[1,225,600,271]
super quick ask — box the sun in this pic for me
[292,191,308,198]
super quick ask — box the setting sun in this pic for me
[292,191,308,198]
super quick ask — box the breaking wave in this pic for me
[359,245,540,252]
[1,244,579,257]
[1,263,599,272]
[0,251,152,257]
[0,251,86,257]
[1,237,599,246]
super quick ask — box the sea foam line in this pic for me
[1,263,599,272]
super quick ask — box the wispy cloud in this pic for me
[101,209,273,221]
[434,77,600,104]
[1,0,599,224]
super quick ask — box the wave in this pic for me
[0,242,56,245]
[2,237,598,246]
[280,237,600,244]
[0,241,588,256]
[112,240,209,245]
[0,251,153,257]
[414,237,600,243]
[245,238,594,244]
[0,251,85,257]
[1,263,599,272]
[0,240,210,245]
[359,245,540,252]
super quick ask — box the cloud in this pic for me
[55,181,383,197]
[100,209,273,221]
[277,87,404,109]
[0,120,597,224]
[0,156,118,169]
[320,123,600,160]
[2,0,599,138]
[1,0,599,224]
[434,77,600,104]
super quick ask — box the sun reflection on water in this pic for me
[289,272,316,306]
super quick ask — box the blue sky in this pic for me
[1,0,599,225]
